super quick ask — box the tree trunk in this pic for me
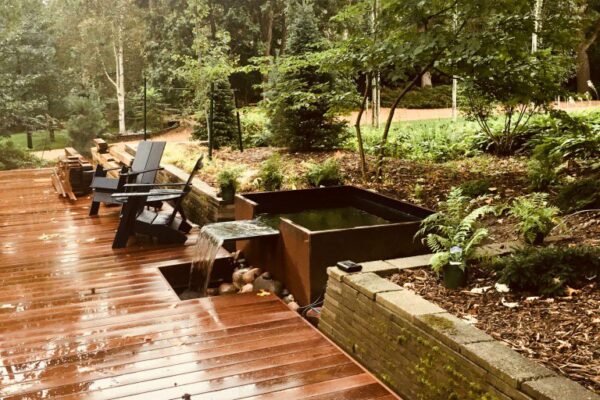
[116,26,126,134]
[355,75,371,178]
[264,4,274,58]
[375,64,434,177]
[279,13,287,56]
[577,43,591,94]
[421,71,432,88]
[576,19,600,94]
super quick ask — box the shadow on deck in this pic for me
[0,168,397,399]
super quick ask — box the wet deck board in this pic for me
[0,169,397,399]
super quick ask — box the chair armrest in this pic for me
[124,183,187,188]
[121,167,164,177]
[111,190,185,198]
[104,166,126,172]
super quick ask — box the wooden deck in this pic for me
[0,169,397,400]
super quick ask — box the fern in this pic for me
[415,188,493,274]
[509,193,560,245]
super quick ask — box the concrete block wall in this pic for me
[156,164,234,225]
[319,257,599,400]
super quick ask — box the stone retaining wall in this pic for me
[156,164,234,225]
[319,255,599,400]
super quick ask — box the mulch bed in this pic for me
[196,146,529,210]
[388,266,600,394]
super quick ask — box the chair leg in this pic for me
[112,198,141,249]
[89,201,100,216]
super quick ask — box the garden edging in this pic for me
[319,250,599,400]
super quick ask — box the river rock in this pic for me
[282,294,295,304]
[242,268,262,284]
[232,268,251,289]
[253,273,283,296]
[179,290,200,300]
[287,301,300,312]
[240,283,254,293]
[206,287,219,296]
[219,282,237,295]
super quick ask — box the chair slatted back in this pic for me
[166,156,204,225]
[131,141,166,184]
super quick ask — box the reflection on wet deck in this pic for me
[0,169,397,399]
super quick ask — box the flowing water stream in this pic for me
[187,220,279,296]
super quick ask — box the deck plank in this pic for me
[0,168,398,399]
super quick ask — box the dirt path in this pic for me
[343,101,600,125]
[33,102,600,161]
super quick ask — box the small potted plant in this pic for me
[416,188,493,289]
[217,167,240,204]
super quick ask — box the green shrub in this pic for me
[65,93,108,154]
[265,2,350,151]
[555,178,600,212]
[258,154,284,191]
[509,193,560,245]
[192,80,238,149]
[304,158,343,187]
[381,85,452,109]
[494,246,600,296]
[216,167,240,191]
[0,139,45,170]
[241,110,271,148]
[415,188,493,273]
[459,179,492,198]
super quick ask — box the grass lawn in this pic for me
[7,130,71,151]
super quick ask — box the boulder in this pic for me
[232,268,251,289]
[218,282,237,295]
[240,283,254,293]
[242,268,262,284]
[253,273,283,297]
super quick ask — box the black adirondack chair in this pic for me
[89,141,166,216]
[111,156,204,249]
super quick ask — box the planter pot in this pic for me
[220,186,236,204]
[532,232,545,246]
[442,263,467,289]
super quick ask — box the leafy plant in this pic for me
[304,158,343,187]
[509,193,560,245]
[241,109,271,148]
[216,167,240,191]
[415,188,493,273]
[555,178,600,212]
[0,138,45,170]
[258,154,284,191]
[459,179,492,198]
[494,246,600,296]
[527,149,562,191]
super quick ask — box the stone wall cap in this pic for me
[522,375,600,400]
[385,254,433,269]
[376,289,445,322]
[343,272,401,299]
[462,341,555,389]
[414,312,494,352]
